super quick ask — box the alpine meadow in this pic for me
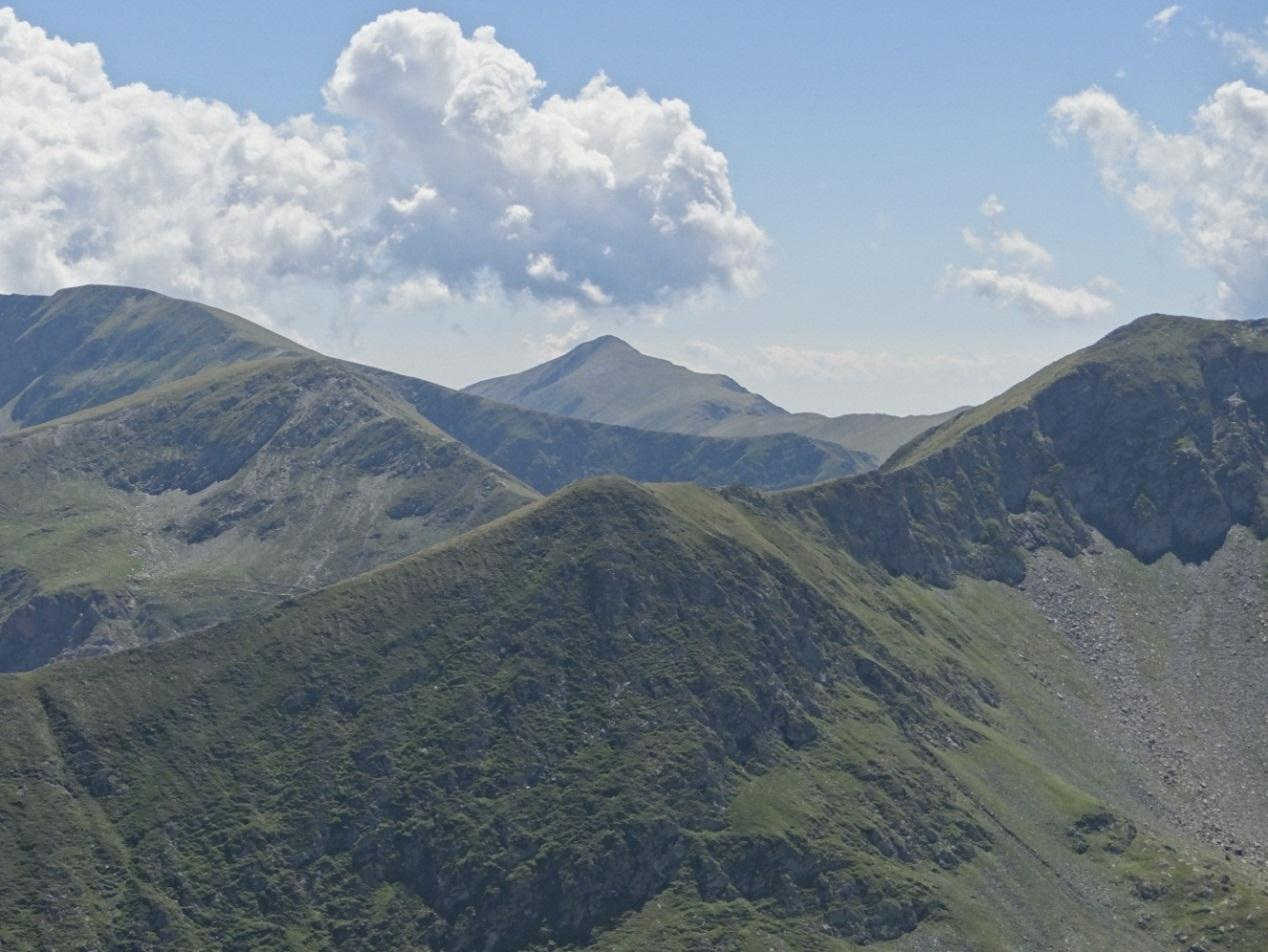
[3,4,1268,951]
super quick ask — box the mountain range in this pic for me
[465,335,961,462]
[0,287,875,669]
[1,288,1267,951]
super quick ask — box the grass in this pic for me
[5,474,1266,948]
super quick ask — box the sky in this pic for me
[3,2,1268,414]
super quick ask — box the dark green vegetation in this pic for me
[3,307,1268,949]
[464,334,960,461]
[0,286,870,671]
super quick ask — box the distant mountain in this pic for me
[465,335,961,461]
[6,313,1268,949]
[369,368,875,493]
[466,335,786,431]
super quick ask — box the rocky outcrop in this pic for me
[0,588,142,671]
[779,316,1268,583]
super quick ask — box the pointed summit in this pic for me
[465,335,785,434]
[466,336,960,460]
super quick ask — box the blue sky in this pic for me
[6,2,1268,413]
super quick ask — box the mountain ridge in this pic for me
[0,286,873,671]
[4,297,1268,948]
[0,285,311,434]
[465,335,961,461]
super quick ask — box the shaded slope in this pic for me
[464,336,960,461]
[0,284,309,434]
[370,368,876,492]
[0,357,537,670]
[772,314,1268,584]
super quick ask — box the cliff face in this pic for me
[779,315,1268,584]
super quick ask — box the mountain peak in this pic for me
[465,332,786,433]
[576,333,637,352]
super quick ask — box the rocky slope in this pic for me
[465,335,960,461]
[775,313,1268,584]
[3,314,1268,949]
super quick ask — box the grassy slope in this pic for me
[2,478,1265,950]
[0,285,310,434]
[0,357,537,669]
[0,283,876,671]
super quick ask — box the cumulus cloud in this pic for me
[1147,5,1182,41]
[0,7,766,317]
[1052,80,1268,316]
[995,229,1054,270]
[943,195,1114,321]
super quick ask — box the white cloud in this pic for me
[526,252,568,282]
[1052,80,1268,317]
[386,274,451,309]
[530,318,592,359]
[0,7,767,317]
[944,194,1111,321]
[979,194,1006,219]
[578,279,611,306]
[1211,21,1268,76]
[995,229,1054,269]
[943,267,1114,321]
[1147,5,1182,41]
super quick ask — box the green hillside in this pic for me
[0,357,537,670]
[0,285,309,434]
[3,313,1268,949]
[0,286,872,671]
